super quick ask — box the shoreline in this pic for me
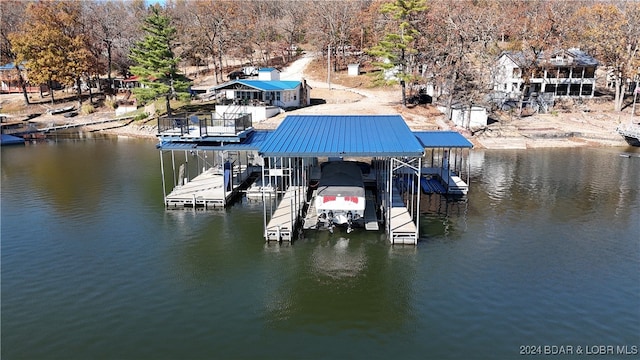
[2,53,635,149]
[16,106,632,149]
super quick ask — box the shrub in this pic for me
[105,98,117,110]
[80,103,95,115]
[134,112,149,121]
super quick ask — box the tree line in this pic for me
[1,0,638,113]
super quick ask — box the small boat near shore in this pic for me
[48,106,75,115]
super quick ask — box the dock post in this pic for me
[159,150,167,208]
[171,150,177,187]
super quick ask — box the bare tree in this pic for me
[80,0,142,96]
[0,1,29,104]
[307,0,367,72]
[568,1,640,111]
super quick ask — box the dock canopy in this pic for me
[259,115,425,157]
[414,131,474,148]
[157,130,272,151]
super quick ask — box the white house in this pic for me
[493,48,598,99]
[209,68,311,122]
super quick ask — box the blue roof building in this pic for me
[207,68,311,123]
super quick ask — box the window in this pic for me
[584,67,595,78]
[512,68,521,78]
[571,67,584,78]
[556,84,568,95]
[558,68,570,79]
[569,84,581,96]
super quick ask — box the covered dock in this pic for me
[258,115,427,244]
[156,128,271,208]
[415,131,474,195]
[156,113,473,245]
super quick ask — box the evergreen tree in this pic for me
[368,0,426,106]
[129,6,190,116]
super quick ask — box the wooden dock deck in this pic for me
[165,166,253,208]
[364,190,379,230]
[266,186,306,241]
[389,187,417,244]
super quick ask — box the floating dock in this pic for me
[265,186,306,241]
[617,123,640,146]
[389,187,418,244]
[164,167,243,208]
[421,167,468,195]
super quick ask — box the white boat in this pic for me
[314,161,366,232]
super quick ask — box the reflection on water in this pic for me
[311,237,366,278]
[1,141,639,359]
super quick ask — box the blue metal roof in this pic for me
[259,115,425,157]
[414,131,474,148]
[157,130,273,151]
[0,62,25,71]
[217,130,272,151]
[237,80,300,91]
[213,80,300,92]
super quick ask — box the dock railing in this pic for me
[158,112,252,137]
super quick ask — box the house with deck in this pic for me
[493,48,598,100]
[0,62,49,94]
[209,68,311,122]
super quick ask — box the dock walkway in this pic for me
[364,190,379,230]
[266,186,306,241]
[389,187,417,244]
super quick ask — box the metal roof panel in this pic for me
[414,131,474,148]
[259,115,425,157]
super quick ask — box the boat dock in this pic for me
[421,167,469,195]
[617,123,640,146]
[157,115,473,245]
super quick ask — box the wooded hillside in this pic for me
[1,0,638,112]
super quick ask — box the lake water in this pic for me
[2,135,639,359]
